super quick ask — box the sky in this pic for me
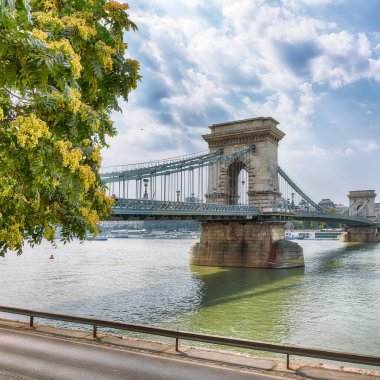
[102,0,380,205]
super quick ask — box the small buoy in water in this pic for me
[49,254,54,259]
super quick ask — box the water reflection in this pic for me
[179,265,305,343]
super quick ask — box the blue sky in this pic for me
[103,0,380,205]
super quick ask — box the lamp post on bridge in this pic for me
[176,190,180,202]
[241,180,245,205]
[143,179,149,199]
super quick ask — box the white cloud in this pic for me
[309,32,373,88]
[104,0,380,202]
[300,0,337,4]
[284,145,354,159]
[348,139,379,153]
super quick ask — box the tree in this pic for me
[0,0,140,255]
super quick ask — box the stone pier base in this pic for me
[339,226,380,243]
[189,221,304,269]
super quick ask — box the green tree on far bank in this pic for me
[0,0,140,255]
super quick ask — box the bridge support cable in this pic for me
[341,201,357,215]
[101,146,255,205]
[101,146,255,183]
[277,166,325,213]
[351,200,368,217]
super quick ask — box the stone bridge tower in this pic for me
[203,117,284,209]
[190,117,305,269]
[347,190,377,220]
[340,190,380,242]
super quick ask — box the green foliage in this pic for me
[0,0,140,255]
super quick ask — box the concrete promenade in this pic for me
[0,318,379,380]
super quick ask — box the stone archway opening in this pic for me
[227,160,247,205]
[238,168,249,205]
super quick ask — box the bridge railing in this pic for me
[293,210,373,225]
[0,305,379,370]
[272,197,373,225]
[112,198,260,217]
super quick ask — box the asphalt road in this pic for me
[0,327,288,380]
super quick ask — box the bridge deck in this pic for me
[110,199,376,226]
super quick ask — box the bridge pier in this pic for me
[189,221,304,269]
[339,226,380,243]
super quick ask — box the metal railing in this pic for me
[0,306,379,370]
[113,198,260,217]
[293,210,372,226]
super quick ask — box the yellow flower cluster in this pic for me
[80,207,99,227]
[0,107,4,121]
[40,0,59,12]
[94,188,107,202]
[79,165,96,191]
[30,199,40,211]
[32,28,49,42]
[105,1,130,11]
[0,186,13,198]
[95,189,115,210]
[51,178,60,188]
[54,140,83,172]
[43,226,56,241]
[95,41,116,71]
[68,87,82,112]
[49,88,82,114]
[81,139,91,147]
[104,1,131,33]
[127,59,140,89]
[0,224,23,250]
[87,76,99,99]
[61,16,97,40]
[12,114,51,149]
[48,39,82,79]
[79,106,100,130]
[90,146,102,167]
[87,210,99,227]
[34,12,64,29]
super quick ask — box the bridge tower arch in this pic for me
[225,159,250,205]
[203,117,284,209]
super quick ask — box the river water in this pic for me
[0,238,379,358]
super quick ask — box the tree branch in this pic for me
[3,88,30,103]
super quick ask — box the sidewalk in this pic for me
[0,318,379,380]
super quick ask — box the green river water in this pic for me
[0,238,379,359]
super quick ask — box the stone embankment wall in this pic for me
[189,221,304,269]
[339,227,380,243]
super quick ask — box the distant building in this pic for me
[185,195,200,203]
[318,198,335,211]
[334,204,347,213]
[297,199,310,211]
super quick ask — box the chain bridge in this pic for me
[101,117,380,269]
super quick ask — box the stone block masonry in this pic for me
[189,221,304,269]
[339,226,380,243]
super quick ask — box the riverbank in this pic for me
[1,317,379,380]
